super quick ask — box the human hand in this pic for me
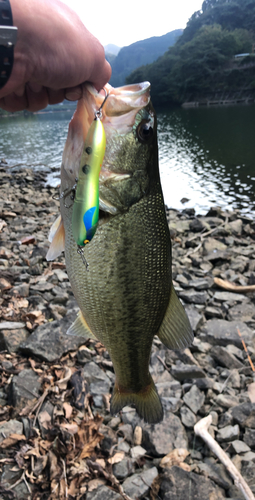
[0,0,111,112]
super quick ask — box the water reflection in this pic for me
[0,111,73,172]
[1,105,255,216]
[158,105,255,216]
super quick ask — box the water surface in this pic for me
[1,104,254,216]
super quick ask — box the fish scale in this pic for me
[61,187,170,391]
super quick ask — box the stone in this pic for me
[83,362,111,395]
[0,327,30,353]
[161,397,182,413]
[159,466,226,500]
[203,237,227,254]
[180,405,197,428]
[205,306,224,319]
[10,369,41,407]
[228,302,255,323]
[142,412,188,456]
[200,319,254,348]
[30,282,55,292]
[112,458,134,480]
[205,250,231,263]
[130,445,147,459]
[122,466,158,498]
[0,464,30,499]
[216,424,240,442]
[117,424,133,443]
[178,289,208,304]
[171,364,206,381]
[0,321,26,330]
[187,278,214,290]
[117,439,130,454]
[185,306,203,331]
[198,458,233,489]
[227,219,243,235]
[174,220,190,233]
[86,485,122,500]
[210,346,243,369]
[243,428,255,449]
[216,394,240,408]
[213,291,248,303]
[19,312,87,361]
[121,407,141,427]
[0,419,23,444]
[232,403,255,427]
[241,460,255,495]
[229,440,251,454]
[183,385,205,414]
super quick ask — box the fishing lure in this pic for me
[72,102,107,247]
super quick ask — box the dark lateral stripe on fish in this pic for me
[110,374,163,424]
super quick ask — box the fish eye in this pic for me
[137,120,154,144]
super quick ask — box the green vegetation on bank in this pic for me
[126,0,255,106]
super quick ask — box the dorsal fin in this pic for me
[46,215,65,261]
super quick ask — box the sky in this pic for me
[60,0,203,48]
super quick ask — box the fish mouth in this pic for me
[87,81,151,117]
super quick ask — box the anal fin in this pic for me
[67,310,97,340]
[157,283,193,349]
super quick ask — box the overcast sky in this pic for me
[60,0,203,47]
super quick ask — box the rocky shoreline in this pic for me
[0,165,255,500]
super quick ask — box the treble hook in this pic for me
[95,87,110,120]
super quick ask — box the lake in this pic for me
[1,104,255,217]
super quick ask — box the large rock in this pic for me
[231,403,255,428]
[82,361,111,396]
[0,327,30,353]
[199,319,254,348]
[160,466,226,499]
[178,289,208,304]
[122,467,158,498]
[228,301,255,323]
[19,312,87,361]
[183,384,205,414]
[86,485,122,500]
[210,345,243,369]
[171,364,206,381]
[10,369,41,407]
[142,412,188,456]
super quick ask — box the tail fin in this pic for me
[110,374,163,424]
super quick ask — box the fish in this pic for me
[47,82,193,424]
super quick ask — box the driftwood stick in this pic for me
[194,415,255,500]
[214,277,255,293]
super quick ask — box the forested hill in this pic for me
[108,30,183,87]
[126,0,255,106]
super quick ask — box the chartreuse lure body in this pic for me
[72,118,106,246]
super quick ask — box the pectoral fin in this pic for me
[157,284,193,349]
[66,310,97,339]
[46,215,65,261]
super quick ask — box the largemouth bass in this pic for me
[47,82,193,424]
